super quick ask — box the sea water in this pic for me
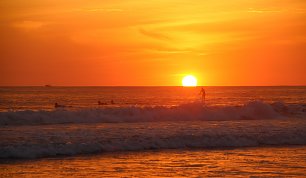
[1,147,306,177]
[0,86,306,177]
[1,86,306,111]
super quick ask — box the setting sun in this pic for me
[1,0,306,177]
[182,75,197,87]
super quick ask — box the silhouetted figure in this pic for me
[200,87,206,104]
[110,100,115,104]
[98,101,107,105]
[55,103,65,108]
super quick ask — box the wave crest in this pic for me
[0,101,305,126]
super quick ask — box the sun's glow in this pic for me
[182,75,197,87]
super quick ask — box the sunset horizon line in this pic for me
[1,85,305,87]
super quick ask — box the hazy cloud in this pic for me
[139,28,171,41]
[78,8,123,13]
[247,8,283,13]
[12,20,44,30]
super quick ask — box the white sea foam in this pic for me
[0,118,306,159]
[0,101,305,126]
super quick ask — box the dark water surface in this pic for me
[1,146,306,177]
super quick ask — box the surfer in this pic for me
[55,103,65,108]
[200,87,206,104]
[98,101,107,105]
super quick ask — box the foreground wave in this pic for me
[0,101,306,126]
[1,119,306,159]
[1,101,306,159]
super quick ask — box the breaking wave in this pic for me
[1,101,306,159]
[1,118,306,159]
[1,131,306,159]
[0,101,305,126]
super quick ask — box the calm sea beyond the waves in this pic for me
[1,86,306,177]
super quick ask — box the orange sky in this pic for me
[0,0,305,86]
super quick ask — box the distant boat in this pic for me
[45,85,52,87]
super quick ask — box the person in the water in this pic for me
[200,87,206,104]
[98,101,107,105]
[55,103,65,108]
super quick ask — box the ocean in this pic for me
[0,86,306,177]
